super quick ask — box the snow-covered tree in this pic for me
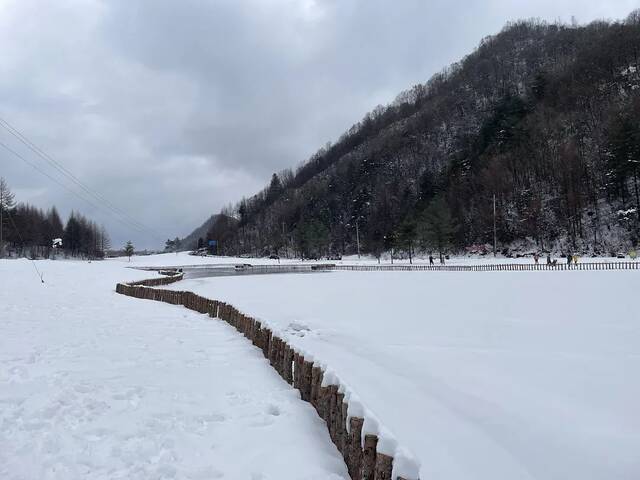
[0,177,16,257]
[124,240,134,261]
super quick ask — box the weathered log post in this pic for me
[374,453,393,480]
[263,329,272,358]
[283,344,294,385]
[292,352,299,388]
[293,352,303,390]
[243,314,249,336]
[319,377,329,419]
[361,434,378,480]
[242,315,250,338]
[275,337,282,370]
[302,359,313,402]
[335,391,345,450]
[275,338,285,377]
[183,291,191,309]
[340,400,349,459]
[328,385,339,442]
[348,417,364,478]
[236,310,242,331]
[310,365,323,410]
[260,324,269,352]
[253,321,262,348]
[268,336,278,368]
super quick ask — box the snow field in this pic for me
[167,268,640,480]
[0,259,348,480]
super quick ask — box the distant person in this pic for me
[546,254,551,265]
[429,255,434,265]
[566,253,572,265]
[533,253,539,264]
[573,254,579,265]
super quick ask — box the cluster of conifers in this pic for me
[115,273,414,480]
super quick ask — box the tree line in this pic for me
[187,12,640,259]
[0,177,111,259]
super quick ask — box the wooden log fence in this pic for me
[115,273,415,480]
[332,261,638,272]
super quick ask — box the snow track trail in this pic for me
[0,259,348,480]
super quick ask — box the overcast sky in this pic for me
[0,0,635,249]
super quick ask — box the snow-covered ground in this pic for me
[5,253,637,480]
[168,268,640,480]
[0,258,347,480]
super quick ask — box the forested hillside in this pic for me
[179,215,218,251]
[196,13,640,259]
[0,177,110,259]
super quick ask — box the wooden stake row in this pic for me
[115,277,417,480]
[335,261,639,272]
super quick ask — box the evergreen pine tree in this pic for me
[0,177,16,257]
[418,196,457,263]
[124,240,134,261]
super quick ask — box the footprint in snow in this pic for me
[266,404,281,417]
[286,322,311,337]
[7,366,29,382]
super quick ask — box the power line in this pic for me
[0,117,163,238]
[0,140,106,214]
[0,140,152,237]
[0,117,158,235]
[0,120,166,241]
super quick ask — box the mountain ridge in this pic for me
[188,12,640,257]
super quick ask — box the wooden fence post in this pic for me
[361,434,378,480]
[348,416,364,477]
[374,453,393,480]
[283,344,293,384]
[311,365,322,409]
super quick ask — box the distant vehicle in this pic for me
[327,254,342,260]
[234,263,252,270]
[269,254,279,260]
[616,253,626,259]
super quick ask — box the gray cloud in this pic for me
[0,0,635,248]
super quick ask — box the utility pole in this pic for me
[282,221,287,258]
[355,219,361,259]
[493,193,497,257]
